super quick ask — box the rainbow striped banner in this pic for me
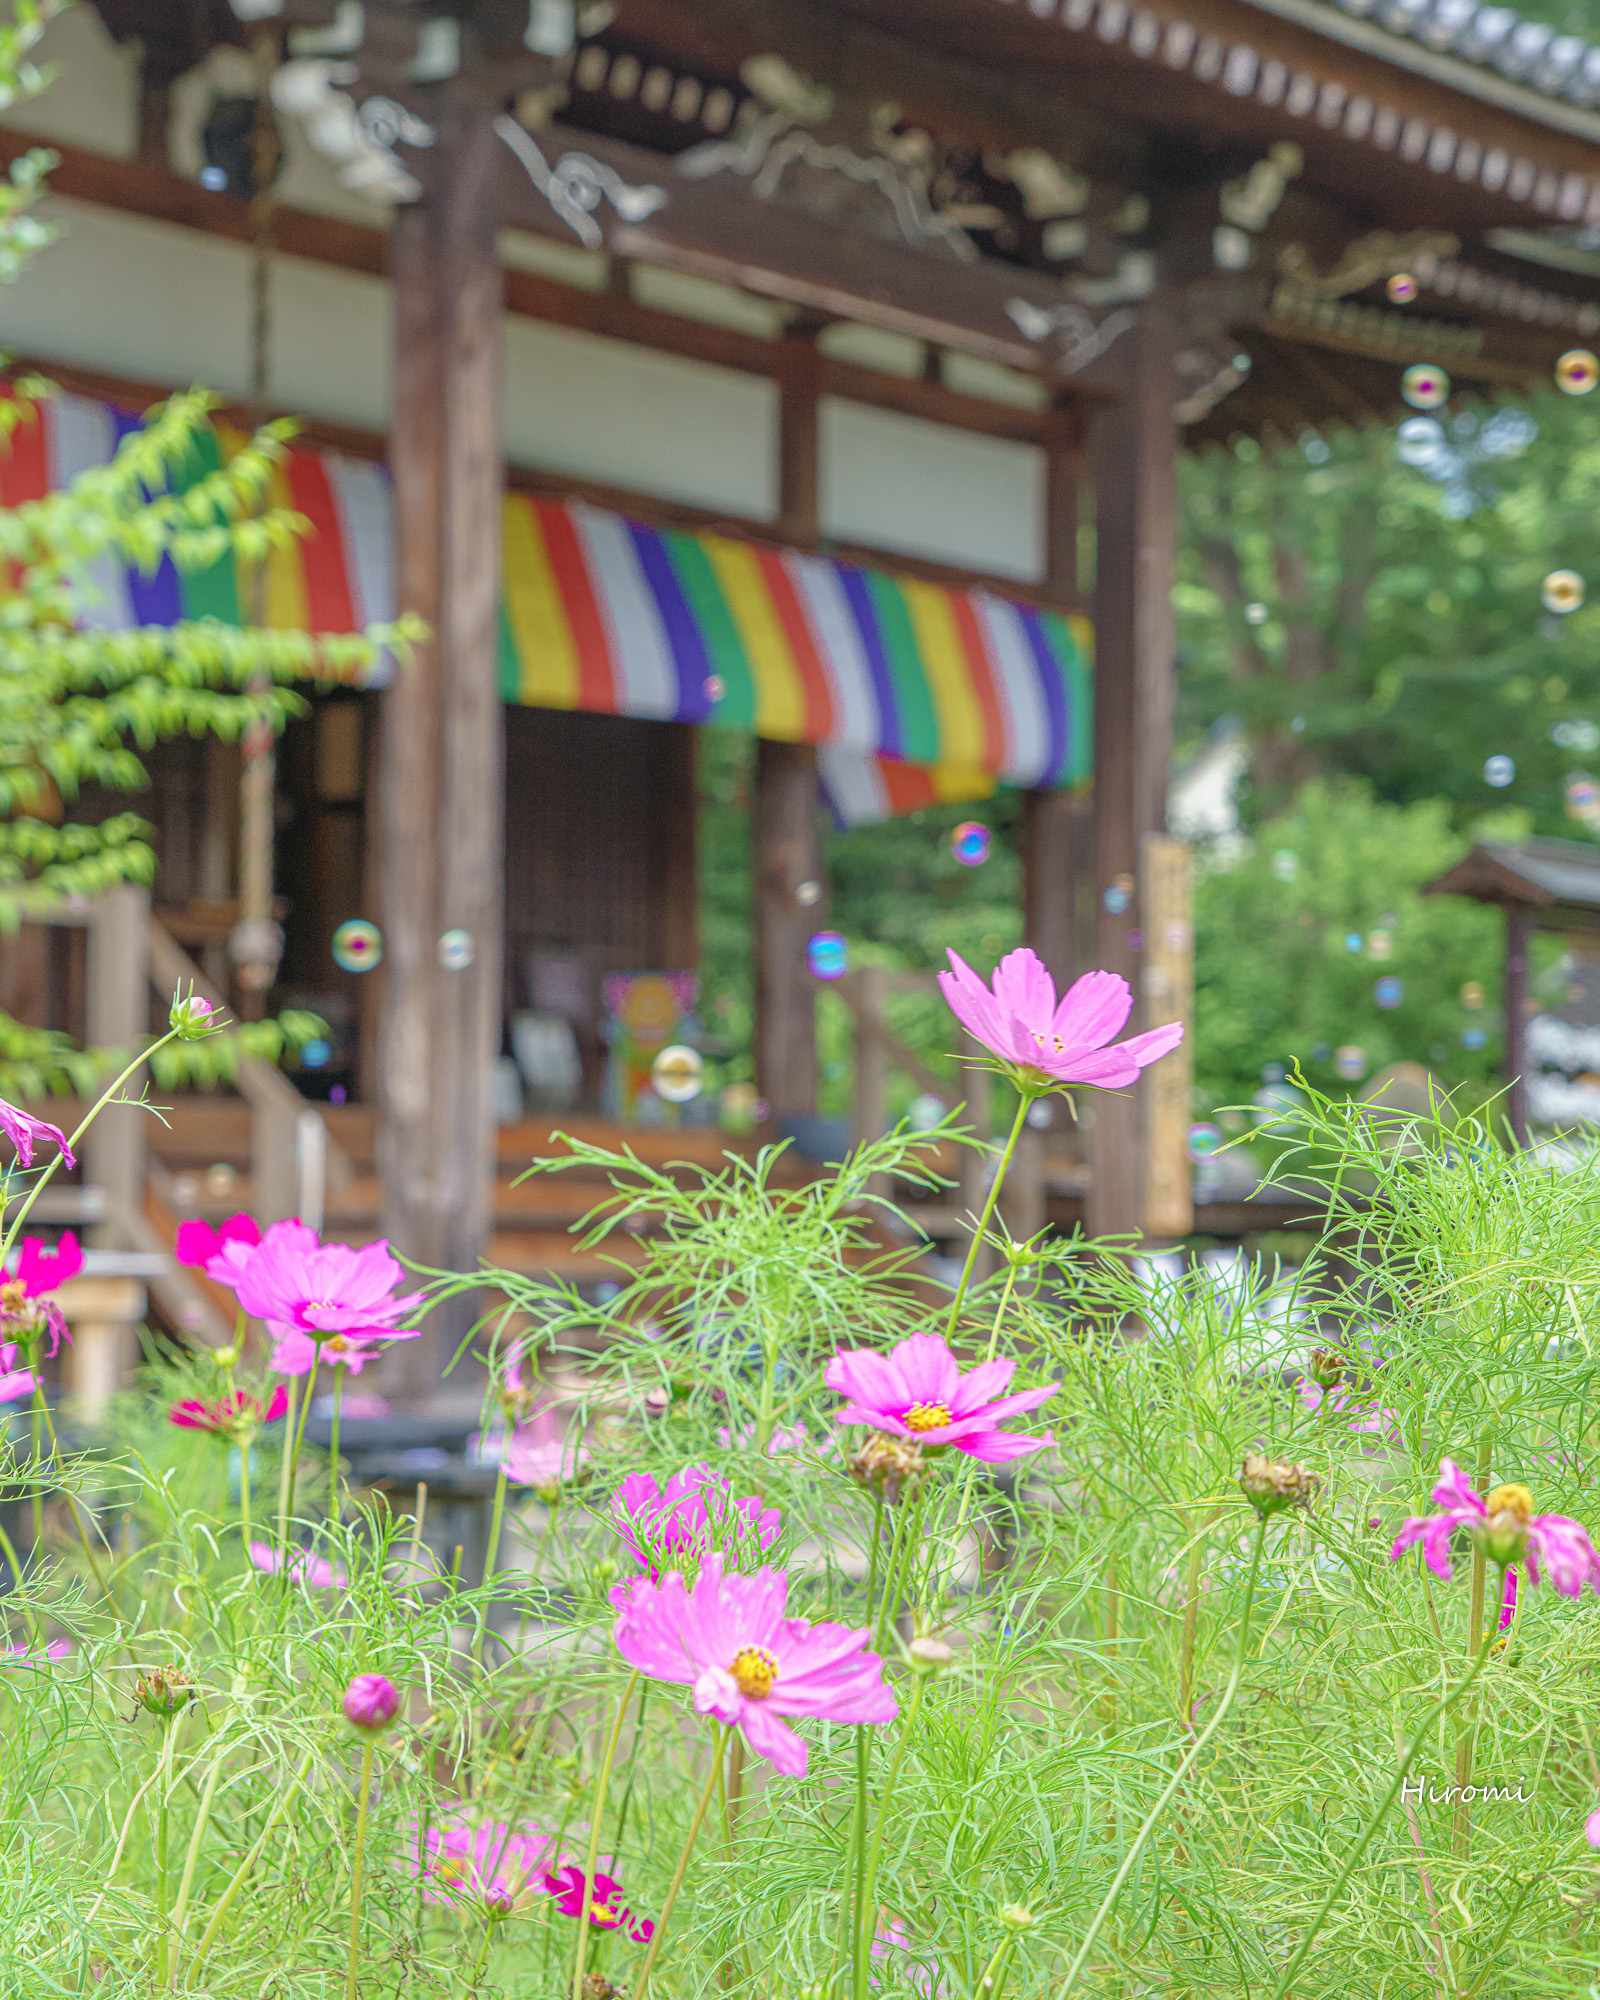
[1,391,1093,817]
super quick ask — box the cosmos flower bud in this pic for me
[999,1903,1036,1931]
[848,1434,927,1506]
[1309,1347,1344,1389]
[134,1665,195,1717]
[168,988,216,1040]
[581,1977,615,2000]
[1239,1452,1319,1517]
[908,1636,953,1675]
[342,1671,401,1731]
[1481,1483,1534,1568]
[212,1345,237,1368]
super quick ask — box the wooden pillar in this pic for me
[1085,302,1179,1240]
[377,101,505,1398]
[1504,902,1533,1149]
[752,740,821,1128]
[85,885,150,1247]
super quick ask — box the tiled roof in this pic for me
[1328,0,1600,107]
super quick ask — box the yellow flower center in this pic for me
[730,1645,778,1698]
[1485,1483,1534,1525]
[903,1402,952,1433]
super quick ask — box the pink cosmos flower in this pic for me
[15,1232,82,1297]
[3,1233,80,1358]
[404,1814,577,1915]
[504,1430,590,1489]
[169,1386,289,1435]
[0,1097,73,1170]
[174,1212,261,1272]
[1391,1459,1600,1598]
[716,1421,810,1457]
[1295,1378,1400,1439]
[0,1343,36,1404]
[234,1226,424,1340]
[247,1541,348,1588]
[266,1328,408,1378]
[936,948,1183,1092]
[1588,1807,1600,1849]
[826,1331,1059,1464]
[612,1464,780,1579]
[5,1638,72,1664]
[610,1553,896,1777]
[1499,1567,1518,1631]
[544,1864,654,1941]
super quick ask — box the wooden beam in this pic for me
[751,741,821,1129]
[0,128,1085,442]
[1086,300,1179,1241]
[376,101,506,1396]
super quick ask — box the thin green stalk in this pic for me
[942,1094,1032,1345]
[275,1374,299,1547]
[29,1395,42,1549]
[943,1255,1026,1575]
[1453,1435,1494,1864]
[610,1681,651,1865]
[281,1357,319,1555]
[628,1729,726,2000]
[1265,1626,1499,2000]
[854,1674,928,1999]
[848,1728,872,2000]
[346,1736,376,2000]
[168,1749,228,1980]
[1058,1515,1269,1995]
[572,1671,642,2000]
[154,1716,180,1987]
[974,1935,1017,2000]
[30,1380,120,1620]
[328,1366,345,1525]
[183,1752,314,1989]
[478,1462,510,1668]
[235,1437,251,1543]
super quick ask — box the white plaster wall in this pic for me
[502,316,778,519]
[3,8,136,156]
[819,399,1045,582]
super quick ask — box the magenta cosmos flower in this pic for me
[937,947,1182,1092]
[505,1431,590,1490]
[612,1465,780,1579]
[233,1223,424,1341]
[248,1541,348,1588]
[0,1097,73,1170]
[1391,1458,1600,1599]
[544,1864,654,1941]
[0,1344,35,1405]
[611,1553,896,1777]
[174,1212,261,1273]
[3,1232,81,1360]
[827,1332,1059,1464]
[404,1814,577,1916]
[266,1327,407,1377]
[169,1386,289,1435]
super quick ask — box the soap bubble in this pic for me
[1557,348,1599,395]
[1396,416,1445,466]
[952,821,991,866]
[1387,272,1418,303]
[1244,602,1268,625]
[438,928,474,970]
[1025,1101,1053,1129]
[1367,929,1393,961]
[1261,1062,1286,1083]
[300,1038,332,1070]
[908,1093,947,1132]
[1543,570,1585,615]
[795,880,823,908]
[650,1043,703,1103]
[703,674,725,703]
[332,919,383,973]
[204,1162,237,1196]
[1334,1044,1368,1081]
[1374,975,1404,1009]
[1401,364,1449,409]
[1252,1083,1304,1124]
[1460,981,1485,1009]
[1483,754,1516,788]
[1271,849,1298,881]
[806,931,848,980]
[1552,719,1600,751]
[1566,773,1600,820]
[1186,1121,1223,1160]
[1103,886,1130,914]
[1462,1025,1488,1050]
[1344,932,1363,953]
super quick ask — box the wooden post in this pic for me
[1505,902,1533,1149]
[752,740,821,1129]
[1141,834,1193,1238]
[377,101,506,1398]
[1085,302,1179,1241]
[84,885,150,1247]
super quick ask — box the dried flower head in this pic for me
[848,1434,928,1505]
[582,1977,616,2000]
[134,1665,195,1718]
[1309,1347,1345,1389]
[1239,1452,1320,1516]
[907,1636,954,1675]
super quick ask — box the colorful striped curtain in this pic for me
[1,391,1092,820]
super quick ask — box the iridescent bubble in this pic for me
[204,1162,237,1197]
[1396,416,1446,467]
[1401,364,1449,410]
[1387,272,1418,304]
[1462,1025,1488,1051]
[1334,1044,1368,1081]
[1557,348,1600,395]
[1186,1121,1223,1160]
[908,1093,947,1132]
[1025,1101,1053,1129]
[1344,932,1363,953]
[1127,930,1144,952]
[1461,981,1485,1009]
[1271,849,1298,881]
[1261,1062,1286,1084]
[795,880,823,908]
[1543,570,1585,615]
[1483,754,1516,788]
[438,928,474,970]
[1103,886,1130,914]
[1566,774,1600,819]
[650,1043,703,1103]
[703,674,725,703]
[332,919,383,973]
[1374,975,1404,1009]
[1367,929,1393,961]
[952,821,991,866]
[1244,602,1269,625]
[300,1038,332,1070]
[806,931,848,980]
[1252,1083,1304,1123]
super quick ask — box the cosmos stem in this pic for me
[572,1670,642,2000]
[629,1728,726,2000]
[942,1094,1032,1347]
